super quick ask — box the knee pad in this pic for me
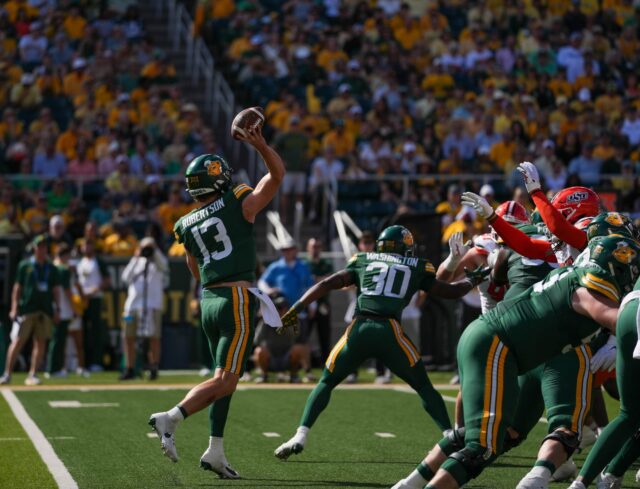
[542,429,580,457]
[448,446,487,479]
[439,427,465,455]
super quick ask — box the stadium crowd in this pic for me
[193,0,640,224]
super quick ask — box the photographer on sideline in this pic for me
[120,237,168,380]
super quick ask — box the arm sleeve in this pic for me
[232,183,254,202]
[489,214,557,262]
[15,262,26,285]
[531,190,587,250]
[345,254,360,283]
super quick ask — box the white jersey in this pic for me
[473,233,507,314]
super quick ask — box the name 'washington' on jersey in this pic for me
[483,265,614,373]
[174,184,256,287]
[346,252,436,320]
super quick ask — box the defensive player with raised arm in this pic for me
[273,225,489,460]
[392,234,640,489]
[148,124,284,478]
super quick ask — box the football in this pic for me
[231,106,265,140]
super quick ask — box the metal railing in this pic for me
[152,0,262,182]
[265,211,293,252]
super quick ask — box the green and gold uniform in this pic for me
[299,251,452,432]
[435,264,619,487]
[15,257,59,340]
[502,225,592,448]
[174,183,256,437]
[576,281,640,485]
[174,183,257,377]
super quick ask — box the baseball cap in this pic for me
[279,238,297,250]
[542,139,555,150]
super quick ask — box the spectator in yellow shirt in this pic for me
[56,118,81,160]
[63,58,89,98]
[22,193,49,237]
[102,220,139,257]
[140,50,177,85]
[316,37,348,73]
[63,7,87,41]
[435,184,462,228]
[489,129,516,169]
[321,120,355,158]
[155,186,192,236]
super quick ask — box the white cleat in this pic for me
[200,447,240,479]
[595,472,622,489]
[516,473,548,489]
[568,482,587,489]
[24,375,42,386]
[274,437,305,460]
[552,458,578,482]
[636,468,640,483]
[391,478,422,489]
[148,412,178,462]
[0,374,11,385]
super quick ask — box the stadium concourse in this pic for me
[0,1,640,489]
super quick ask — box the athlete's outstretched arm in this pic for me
[518,161,587,250]
[530,190,587,250]
[491,248,510,286]
[295,270,354,308]
[489,214,557,262]
[437,247,484,282]
[239,125,285,222]
[429,276,480,299]
[185,249,201,281]
[278,270,354,334]
[572,287,619,333]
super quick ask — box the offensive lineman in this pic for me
[148,125,285,478]
[273,225,489,459]
[395,234,640,489]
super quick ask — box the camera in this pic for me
[140,245,154,258]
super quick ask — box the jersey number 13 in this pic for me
[191,217,233,264]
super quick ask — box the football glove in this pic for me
[276,302,303,336]
[517,161,542,194]
[464,266,491,287]
[443,232,469,272]
[590,335,616,373]
[461,192,494,220]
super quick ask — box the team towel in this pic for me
[248,287,283,328]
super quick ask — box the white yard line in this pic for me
[374,432,396,438]
[1,390,78,489]
[262,432,281,437]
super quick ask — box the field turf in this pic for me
[0,371,637,489]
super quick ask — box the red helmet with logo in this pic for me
[495,200,529,225]
[574,216,595,231]
[550,186,601,224]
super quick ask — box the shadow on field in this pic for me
[192,480,389,488]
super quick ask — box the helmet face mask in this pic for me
[375,225,415,257]
[185,154,233,199]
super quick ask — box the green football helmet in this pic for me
[531,209,543,225]
[376,225,415,256]
[185,154,233,198]
[586,212,639,242]
[582,234,640,296]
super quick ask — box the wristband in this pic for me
[486,212,497,223]
[292,301,304,313]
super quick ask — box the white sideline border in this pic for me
[1,390,78,489]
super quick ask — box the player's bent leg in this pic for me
[276,321,364,461]
[602,430,640,482]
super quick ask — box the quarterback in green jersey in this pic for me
[273,225,488,460]
[396,235,640,489]
[149,124,285,478]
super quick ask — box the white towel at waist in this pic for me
[248,287,282,328]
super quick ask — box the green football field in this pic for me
[0,372,637,489]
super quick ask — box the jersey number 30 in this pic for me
[191,217,233,264]
[362,262,411,298]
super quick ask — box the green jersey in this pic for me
[15,258,60,316]
[504,224,557,301]
[345,252,436,321]
[484,265,617,373]
[174,183,256,287]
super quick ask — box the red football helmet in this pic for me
[550,187,601,224]
[495,200,529,225]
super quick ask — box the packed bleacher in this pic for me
[192,0,640,231]
[0,0,216,251]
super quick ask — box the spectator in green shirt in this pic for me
[1,234,61,385]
